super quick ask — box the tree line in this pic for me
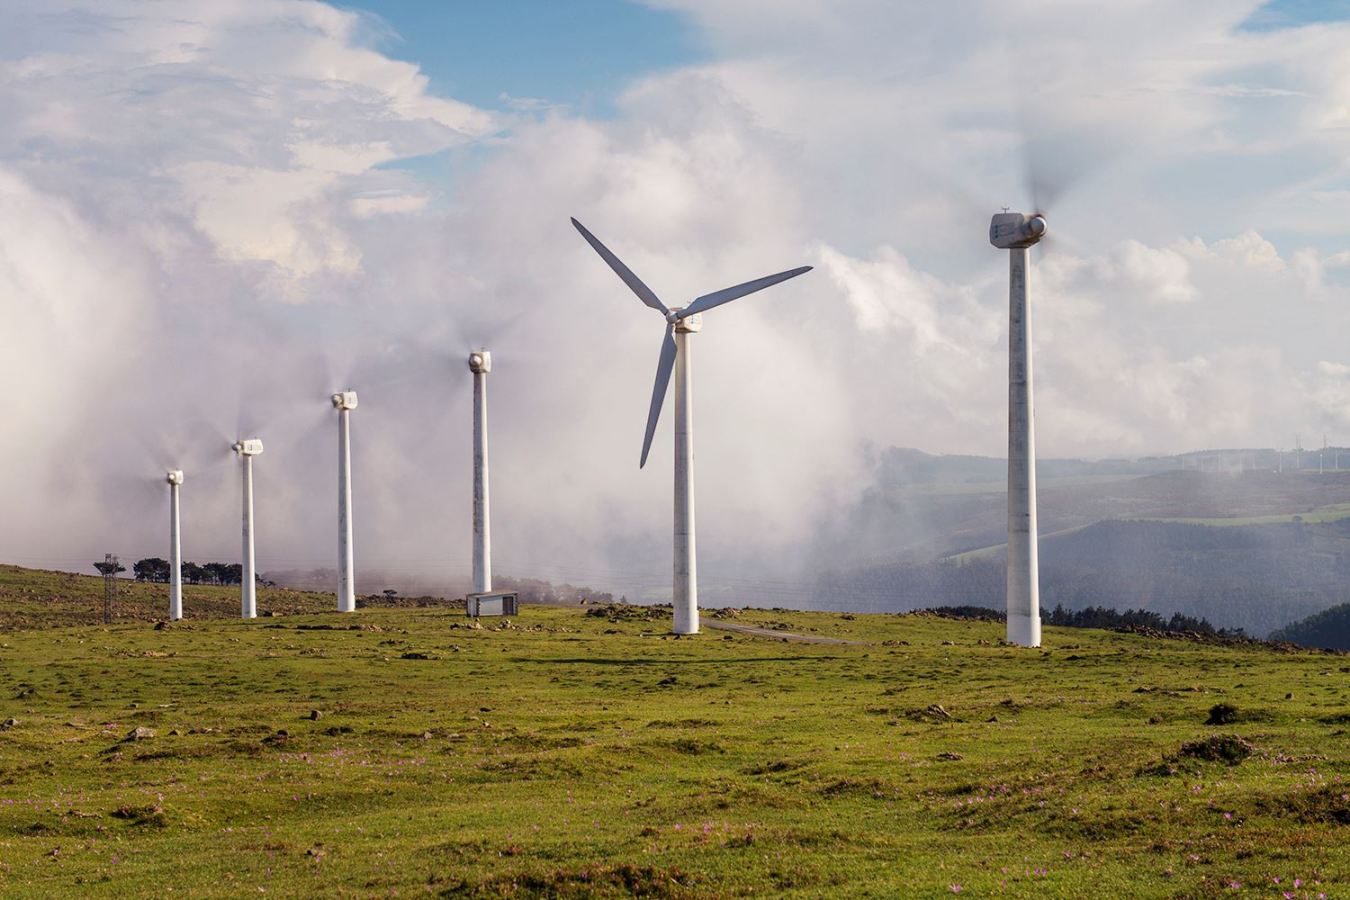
[492,575,615,606]
[924,603,1224,635]
[132,558,246,585]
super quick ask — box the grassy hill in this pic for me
[0,565,444,630]
[0,568,1347,896]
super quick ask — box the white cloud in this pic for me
[1110,240,1197,304]
[349,192,429,218]
[0,0,498,284]
[1211,231,1287,271]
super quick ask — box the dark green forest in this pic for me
[1270,602,1350,649]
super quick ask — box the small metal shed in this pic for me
[466,591,519,617]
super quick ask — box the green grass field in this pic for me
[886,474,1142,498]
[943,525,1095,564]
[0,569,1348,897]
[1126,502,1350,528]
[0,565,342,630]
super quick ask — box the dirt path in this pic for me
[703,620,867,645]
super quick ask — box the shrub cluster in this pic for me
[919,603,1223,636]
[131,558,245,585]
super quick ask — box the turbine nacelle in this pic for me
[232,438,264,457]
[331,390,358,411]
[467,350,492,374]
[670,309,702,333]
[165,469,184,486]
[989,212,1048,250]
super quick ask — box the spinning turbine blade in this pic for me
[680,266,813,318]
[1016,89,1116,220]
[640,325,677,469]
[571,218,668,315]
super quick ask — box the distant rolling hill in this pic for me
[816,451,1350,636]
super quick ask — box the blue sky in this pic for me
[1241,0,1350,30]
[348,0,704,116]
[346,0,1350,112]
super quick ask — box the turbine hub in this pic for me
[166,469,184,486]
[233,439,264,457]
[671,309,702,334]
[331,390,358,411]
[467,350,492,374]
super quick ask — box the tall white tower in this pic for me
[166,469,184,621]
[990,211,1047,648]
[232,438,264,619]
[332,391,358,612]
[671,312,701,634]
[468,351,492,594]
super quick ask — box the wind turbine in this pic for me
[232,438,264,619]
[571,217,812,635]
[332,391,358,612]
[166,469,184,621]
[990,210,1047,647]
[989,88,1132,647]
[467,351,492,594]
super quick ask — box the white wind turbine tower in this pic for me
[232,438,264,619]
[990,210,1048,647]
[571,217,812,635]
[468,351,492,594]
[166,469,184,621]
[332,391,358,612]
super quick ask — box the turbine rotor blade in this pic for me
[640,324,677,469]
[1017,92,1115,219]
[570,218,668,315]
[679,266,813,318]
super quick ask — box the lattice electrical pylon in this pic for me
[93,553,120,624]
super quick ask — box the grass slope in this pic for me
[0,565,422,629]
[1127,501,1350,528]
[0,596,1347,896]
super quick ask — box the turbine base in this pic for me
[1006,612,1041,648]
